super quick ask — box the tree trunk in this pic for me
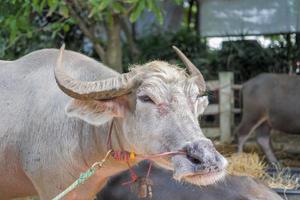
[296,33,300,46]
[120,17,140,63]
[65,1,106,63]
[286,33,292,74]
[296,33,300,55]
[195,0,200,36]
[106,15,123,72]
[187,0,194,30]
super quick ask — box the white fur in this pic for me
[65,100,113,126]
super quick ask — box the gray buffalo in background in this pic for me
[236,73,300,163]
[97,161,282,200]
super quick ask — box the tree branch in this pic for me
[187,0,195,30]
[124,4,136,17]
[120,17,140,62]
[73,0,92,26]
[65,1,106,63]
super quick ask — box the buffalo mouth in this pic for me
[180,170,226,186]
[171,154,228,186]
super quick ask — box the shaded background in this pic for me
[1,0,300,83]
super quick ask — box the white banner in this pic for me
[200,0,300,37]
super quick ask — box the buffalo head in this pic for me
[54,45,227,186]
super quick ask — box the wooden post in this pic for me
[219,72,234,143]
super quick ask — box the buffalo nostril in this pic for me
[214,166,219,170]
[215,155,221,162]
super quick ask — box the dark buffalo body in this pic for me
[97,161,282,200]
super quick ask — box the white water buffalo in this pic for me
[236,73,300,163]
[0,46,227,199]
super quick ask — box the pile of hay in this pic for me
[226,153,300,190]
[227,153,266,178]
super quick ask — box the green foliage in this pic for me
[210,40,273,82]
[2,0,296,83]
[210,39,296,82]
[124,31,299,82]
[0,0,75,59]
[0,0,170,60]
[88,0,164,24]
[0,0,32,45]
[123,29,215,78]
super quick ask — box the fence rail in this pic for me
[202,72,241,143]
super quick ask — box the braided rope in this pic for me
[52,150,112,200]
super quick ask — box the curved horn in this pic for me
[54,45,137,100]
[172,46,206,92]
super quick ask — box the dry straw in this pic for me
[226,153,300,190]
[263,165,300,190]
[227,152,266,178]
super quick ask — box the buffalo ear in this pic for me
[197,96,209,116]
[65,97,128,126]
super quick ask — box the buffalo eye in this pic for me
[138,95,154,104]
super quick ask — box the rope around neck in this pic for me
[51,150,112,200]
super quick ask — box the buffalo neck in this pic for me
[78,119,134,178]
